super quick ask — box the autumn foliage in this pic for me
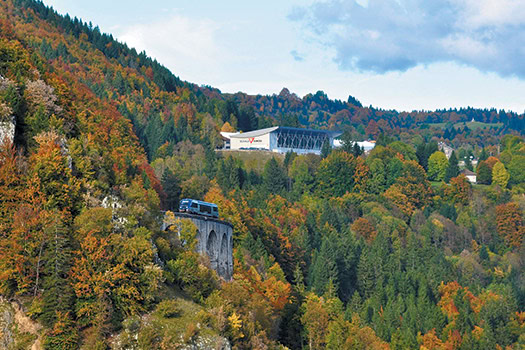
[351,217,377,243]
[496,202,524,248]
[0,1,524,349]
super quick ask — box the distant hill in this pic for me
[2,0,523,166]
[427,121,503,130]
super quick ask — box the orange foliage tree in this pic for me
[495,202,524,248]
[444,175,472,206]
[384,160,432,218]
[351,217,377,243]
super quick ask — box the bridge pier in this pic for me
[163,212,233,280]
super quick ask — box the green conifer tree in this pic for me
[310,239,339,296]
[477,161,492,185]
[444,151,459,183]
[263,157,287,194]
[321,140,332,159]
[479,148,489,162]
[41,214,75,328]
[161,169,181,210]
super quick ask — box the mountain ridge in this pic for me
[0,1,524,349]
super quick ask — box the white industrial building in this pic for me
[332,139,376,153]
[221,126,341,155]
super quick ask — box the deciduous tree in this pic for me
[444,175,472,206]
[428,151,448,181]
[351,217,377,243]
[495,202,524,248]
[492,161,510,188]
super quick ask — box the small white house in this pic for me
[461,169,477,183]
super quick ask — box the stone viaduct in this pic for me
[162,212,233,280]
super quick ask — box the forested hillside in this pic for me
[0,0,524,349]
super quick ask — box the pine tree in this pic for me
[161,169,181,210]
[346,291,363,317]
[444,151,459,183]
[352,142,363,157]
[283,151,296,170]
[479,148,488,162]
[315,151,356,197]
[309,242,339,297]
[41,213,75,328]
[43,311,79,350]
[340,131,354,154]
[416,143,428,170]
[357,250,375,299]
[477,161,492,185]
[465,156,473,171]
[321,140,332,159]
[263,157,287,194]
[479,245,489,260]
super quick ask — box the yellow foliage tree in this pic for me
[491,161,510,188]
[221,121,235,132]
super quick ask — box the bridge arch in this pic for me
[163,212,233,279]
[207,230,218,271]
[218,233,229,279]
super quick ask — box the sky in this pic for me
[42,0,525,113]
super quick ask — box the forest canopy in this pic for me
[0,0,523,349]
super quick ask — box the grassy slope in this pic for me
[427,121,503,130]
[217,150,285,173]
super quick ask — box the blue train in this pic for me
[179,198,219,218]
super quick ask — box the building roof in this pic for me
[461,169,476,176]
[229,126,278,138]
[220,131,239,140]
[229,126,341,139]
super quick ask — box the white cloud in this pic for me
[116,14,226,83]
[290,0,525,78]
[458,0,525,28]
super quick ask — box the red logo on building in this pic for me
[249,137,255,143]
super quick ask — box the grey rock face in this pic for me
[0,115,15,145]
[0,299,14,350]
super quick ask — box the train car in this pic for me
[179,199,219,218]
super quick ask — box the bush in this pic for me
[155,299,181,318]
[166,251,219,303]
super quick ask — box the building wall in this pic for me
[230,132,271,151]
[273,146,322,155]
[466,175,477,183]
[270,131,337,155]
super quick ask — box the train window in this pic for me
[191,202,198,208]
[201,205,211,213]
[212,207,218,212]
